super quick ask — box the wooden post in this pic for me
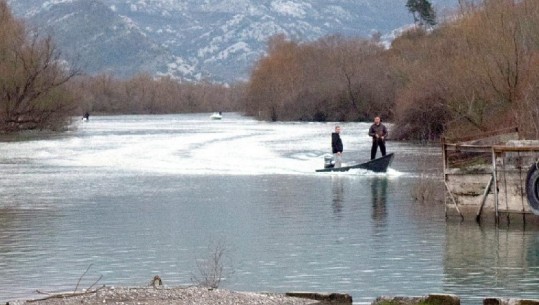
[444,181,463,220]
[475,175,494,223]
[502,152,509,224]
[442,137,449,219]
[441,137,448,173]
[492,148,499,224]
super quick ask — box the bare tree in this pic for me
[0,0,79,132]
[246,34,394,122]
[191,239,232,289]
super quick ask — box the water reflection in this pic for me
[443,223,539,302]
[331,176,344,216]
[371,177,388,226]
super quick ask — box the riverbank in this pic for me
[9,287,539,305]
[7,286,325,305]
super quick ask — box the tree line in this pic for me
[68,74,244,115]
[245,0,539,140]
[0,0,243,133]
[243,34,394,122]
[1,0,538,140]
[392,0,539,140]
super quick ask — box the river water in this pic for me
[0,113,538,304]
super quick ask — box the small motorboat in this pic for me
[315,153,394,173]
[210,112,222,120]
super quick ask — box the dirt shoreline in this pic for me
[7,286,323,305]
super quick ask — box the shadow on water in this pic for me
[0,208,66,300]
[0,208,61,254]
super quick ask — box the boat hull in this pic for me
[210,112,222,120]
[315,153,394,173]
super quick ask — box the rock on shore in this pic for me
[8,286,321,305]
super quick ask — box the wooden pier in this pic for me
[442,127,539,225]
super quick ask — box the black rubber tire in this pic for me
[526,163,539,215]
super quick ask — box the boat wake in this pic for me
[0,114,416,177]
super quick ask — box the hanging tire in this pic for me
[526,163,539,215]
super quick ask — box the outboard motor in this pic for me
[324,154,335,168]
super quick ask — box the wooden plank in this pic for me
[476,175,494,222]
[445,180,463,219]
[444,144,492,153]
[492,146,539,152]
[444,126,518,143]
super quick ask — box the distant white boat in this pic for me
[210,112,222,120]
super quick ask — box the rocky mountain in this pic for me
[6,0,459,83]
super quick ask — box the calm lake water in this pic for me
[1,113,538,304]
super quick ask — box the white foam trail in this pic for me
[0,114,407,176]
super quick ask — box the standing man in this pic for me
[368,116,387,160]
[332,125,343,168]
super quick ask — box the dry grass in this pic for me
[411,174,444,204]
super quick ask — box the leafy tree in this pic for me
[406,0,437,27]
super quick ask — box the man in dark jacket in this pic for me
[368,116,387,160]
[332,125,343,168]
